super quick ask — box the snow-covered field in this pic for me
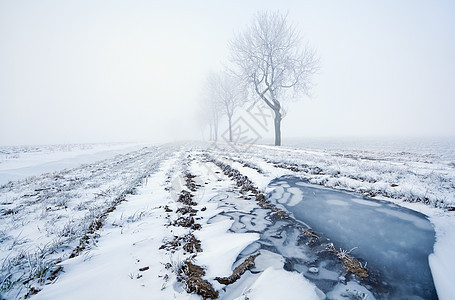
[0,141,454,299]
[0,143,148,185]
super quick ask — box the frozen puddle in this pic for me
[269,176,437,299]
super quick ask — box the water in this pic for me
[207,192,373,299]
[269,176,437,299]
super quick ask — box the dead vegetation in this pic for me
[255,193,273,210]
[215,254,258,285]
[1,209,16,216]
[174,216,196,228]
[172,187,200,230]
[269,160,324,175]
[185,173,199,192]
[302,229,320,246]
[176,206,197,216]
[208,157,288,216]
[24,286,41,299]
[177,259,219,299]
[211,159,258,195]
[302,229,319,239]
[69,188,135,259]
[178,190,197,206]
[227,157,265,174]
[161,169,218,298]
[327,244,368,278]
[160,234,202,254]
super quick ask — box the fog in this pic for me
[1,0,454,146]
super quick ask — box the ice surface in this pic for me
[287,187,303,206]
[269,176,437,299]
[234,267,320,300]
[351,198,382,207]
[326,199,349,206]
[327,280,376,300]
[375,207,433,230]
[195,219,260,278]
[277,192,290,204]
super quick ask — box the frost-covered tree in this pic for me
[229,11,319,146]
[197,99,219,141]
[203,94,221,142]
[207,71,245,142]
[200,73,223,141]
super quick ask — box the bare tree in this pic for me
[200,72,224,141]
[197,98,219,141]
[205,93,221,142]
[207,72,245,142]
[229,11,319,146]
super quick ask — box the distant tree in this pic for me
[207,71,245,142]
[200,73,223,141]
[197,98,219,141]
[229,11,319,146]
[204,93,221,142]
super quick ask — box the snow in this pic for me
[195,219,259,278]
[0,141,454,299]
[227,142,455,208]
[0,144,172,299]
[234,267,320,300]
[34,152,197,299]
[429,214,455,300]
[0,143,147,185]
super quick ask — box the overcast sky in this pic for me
[1,0,454,146]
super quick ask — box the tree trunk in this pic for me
[273,109,281,146]
[228,114,233,142]
[209,123,213,141]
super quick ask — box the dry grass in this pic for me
[177,259,219,299]
[160,234,202,254]
[327,244,368,278]
[215,254,258,285]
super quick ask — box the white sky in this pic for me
[1,0,454,145]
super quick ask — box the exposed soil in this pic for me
[160,234,202,254]
[176,206,198,216]
[161,167,218,298]
[177,259,219,300]
[178,190,197,206]
[215,254,258,285]
[24,287,41,299]
[208,157,288,218]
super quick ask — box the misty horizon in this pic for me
[1,1,454,146]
